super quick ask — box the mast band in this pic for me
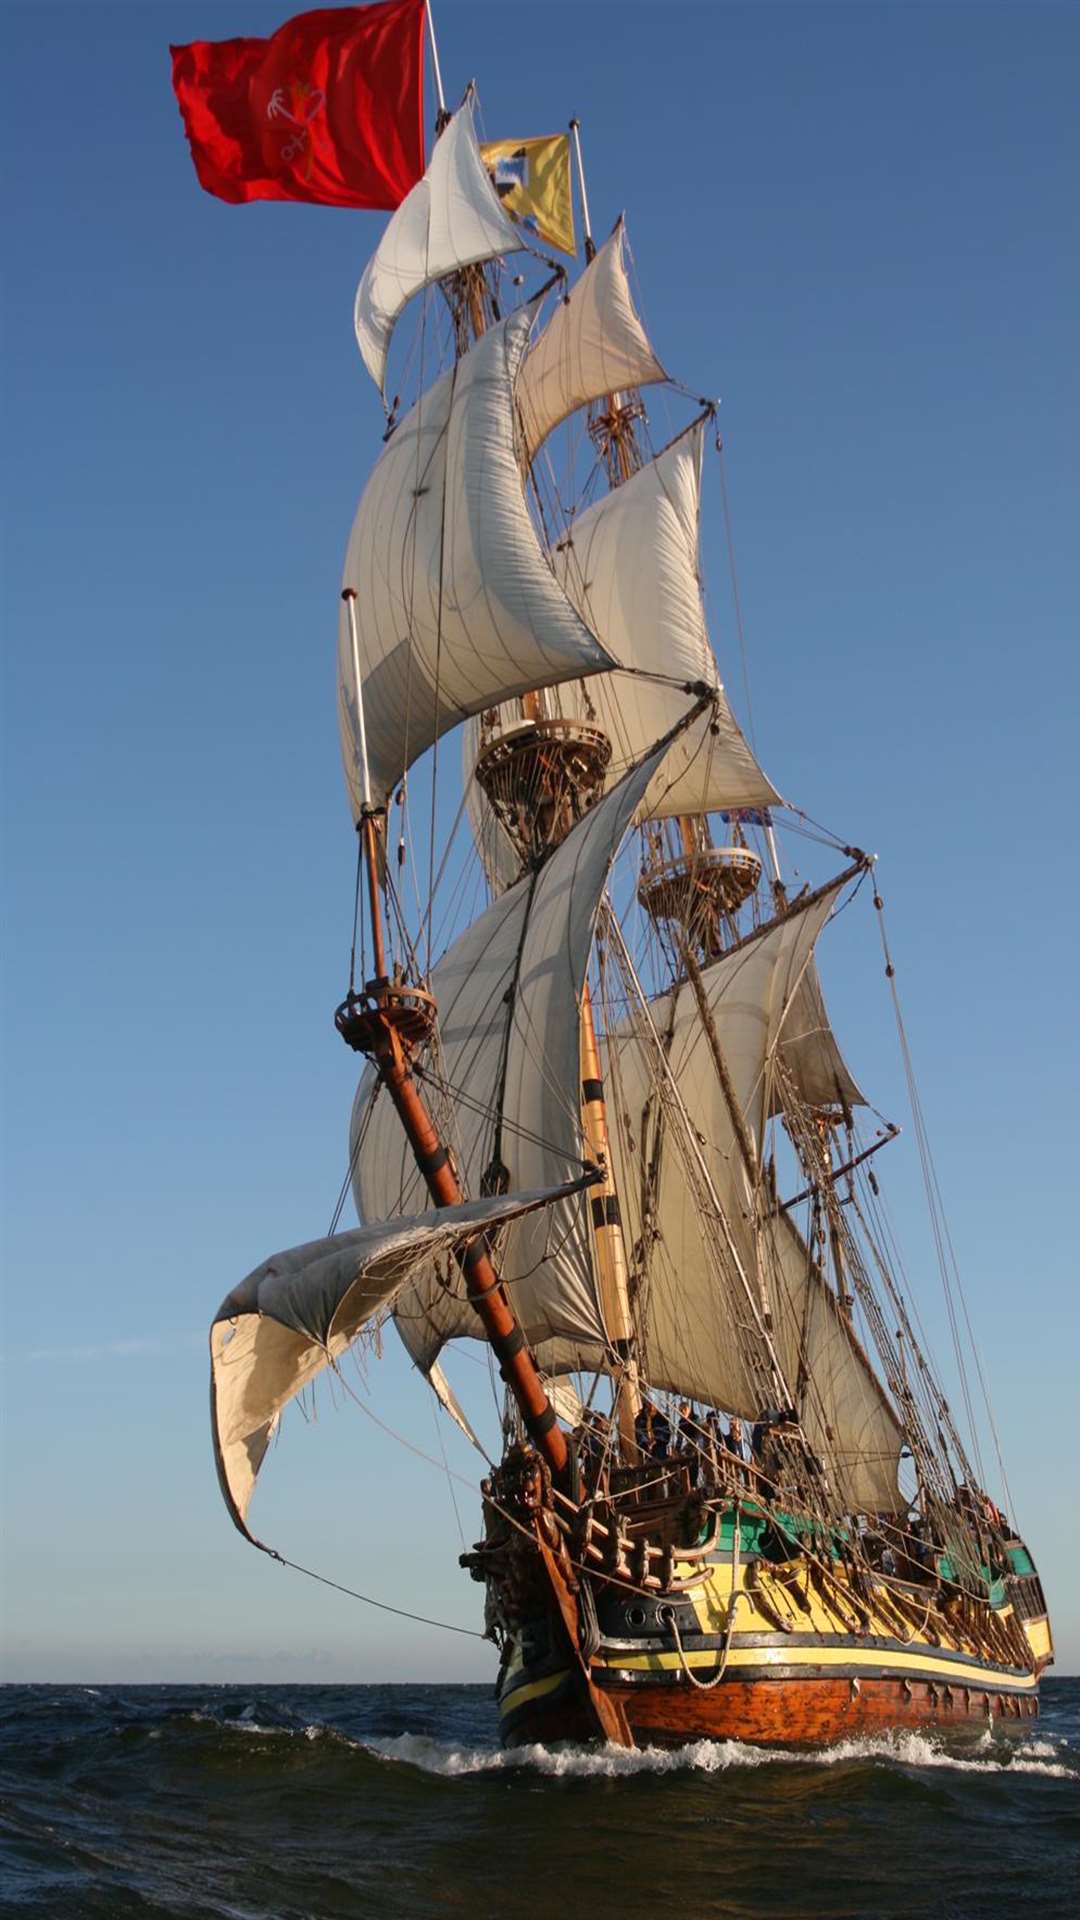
[581,1077,605,1104]
[527,1404,558,1439]
[591,1195,622,1229]
[416,1145,450,1176]
[492,1325,526,1365]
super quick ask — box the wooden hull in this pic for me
[502,1665,1041,1750]
[493,1540,1050,1751]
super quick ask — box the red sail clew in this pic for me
[170,2,425,209]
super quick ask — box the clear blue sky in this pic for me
[3,1,1077,1682]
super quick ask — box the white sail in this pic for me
[606,882,902,1512]
[353,737,679,1372]
[210,1186,578,1543]
[338,305,615,814]
[765,1210,901,1514]
[516,219,666,460]
[773,959,866,1113]
[552,420,779,817]
[464,421,780,888]
[353,98,525,395]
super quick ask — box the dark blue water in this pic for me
[1,1680,1077,1918]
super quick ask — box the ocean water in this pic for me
[1,1680,1077,1919]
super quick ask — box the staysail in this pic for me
[353,95,525,395]
[210,1185,583,1543]
[338,304,616,815]
[352,733,685,1376]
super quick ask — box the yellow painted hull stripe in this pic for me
[500,1670,572,1715]
[601,1642,1037,1688]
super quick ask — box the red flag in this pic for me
[170,2,425,210]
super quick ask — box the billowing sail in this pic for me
[353,736,679,1376]
[210,1185,579,1543]
[353,97,524,395]
[605,880,902,1512]
[552,420,779,817]
[516,218,666,461]
[464,421,780,889]
[339,305,615,815]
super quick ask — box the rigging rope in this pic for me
[262,1547,485,1639]
[872,880,1014,1518]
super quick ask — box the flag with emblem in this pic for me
[480,134,575,256]
[170,1,425,210]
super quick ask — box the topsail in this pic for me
[515,219,666,460]
[338,304,615,814]
[466,421,780,889]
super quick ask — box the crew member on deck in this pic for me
[725,1417,749,1489]
[677,1401,700,1484]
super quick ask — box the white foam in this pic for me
[365,1726,1078,1784]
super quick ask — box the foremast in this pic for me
[336,586,570,1484]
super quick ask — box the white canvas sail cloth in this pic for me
[338,304,615,815]
[351,736,681,1378]
[605,881,902,1513]
[464,421,780,890]
[773,959,865,1113]
[552,420,780,819]
[210,1186,581,1546]
[515,218,667,461]
[353,96,525,395]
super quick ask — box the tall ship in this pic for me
[207,67,1053,1750]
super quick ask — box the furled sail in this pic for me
[338,305,615,815]
[515,218,666,461]
[352,735,680,1377]
[464,420,780,888]
[210,1186,581,1543]
[353,97,525,395]
[605,880,902,1512]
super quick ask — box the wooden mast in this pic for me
[580,978,641,1458]
[511,684,642,1461]
[340,591,569,1484]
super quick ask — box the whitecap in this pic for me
[364,1726,1078,1784]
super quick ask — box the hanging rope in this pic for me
[262,1547,485,1639]
[669,1508,743,1689]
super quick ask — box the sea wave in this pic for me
[364,1725,1079,1782]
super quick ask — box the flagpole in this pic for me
[425,0,448,125]
[568,118,595,261]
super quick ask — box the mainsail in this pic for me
[353,95,524,395]
[338,304,617,815]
